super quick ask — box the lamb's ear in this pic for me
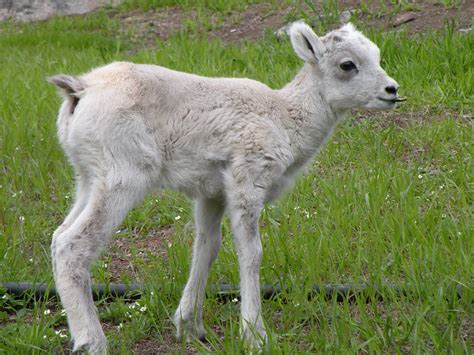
[289,22,324,63]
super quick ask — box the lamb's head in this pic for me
[289,22,403,112]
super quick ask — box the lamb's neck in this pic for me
[279,63,344,166]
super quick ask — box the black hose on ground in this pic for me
[0,282,466,302]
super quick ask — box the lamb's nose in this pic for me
[385,85,398,95]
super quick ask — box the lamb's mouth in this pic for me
[377,96,407,103]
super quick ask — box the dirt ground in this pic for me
[105,225,175,282]
[110,1,473,49]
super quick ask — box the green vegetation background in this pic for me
[0,1,472,353]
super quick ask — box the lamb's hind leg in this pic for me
[51,173,149,354]
[51,175,94,279]
[174,198,225,341]
[52,174,91,243]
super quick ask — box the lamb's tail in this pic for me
[48,75,86,114]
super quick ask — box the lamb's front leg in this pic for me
[174,198,225,341]
[227,187,266,347]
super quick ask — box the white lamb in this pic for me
[49,22,402,353]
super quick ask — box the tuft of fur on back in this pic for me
[48,75,85,114]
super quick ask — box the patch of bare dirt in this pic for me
[344,0,474,35]
[111,6,185,43]
[207,3,292,43]
[105,225,175,282]
[108,3,293,51]
[132,333,197,354]
[460,315,474,350]
[109,1,473,50]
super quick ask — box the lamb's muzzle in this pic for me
[49,21,401,353]
[378,96,407,103]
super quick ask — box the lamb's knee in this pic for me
[53,234,95,282]
[196,230,221,261]
[51,226,68,273]
[51,224,67,253]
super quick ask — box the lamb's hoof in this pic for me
[72,343,106,355]
[198,334,208,343]
[243,326,267,350]
[172,310,184,339]
[72,333,106,355]
[173,311,206,343]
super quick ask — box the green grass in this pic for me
[0,4,472,354]
[119,0,281,12]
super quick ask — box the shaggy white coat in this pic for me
[49,22,400,353]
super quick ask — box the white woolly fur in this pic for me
[49,21,400,353]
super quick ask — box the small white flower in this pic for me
[418,174,423,179]
[174,215,181,221]
[15,146,20,151]
[167,242,172,248]
[439,185,444,190]
[55,330,67,338]
[441,214,447,219]
[60,309,66,316]
[29,258,33,263]
[103,263,108,269]
[150,291,154,296]
[2,295,7,299]
[118,322,123,329]
[43,335,47,340]
[457,232,461,236]
[12,193,17,198]
[65,194,70,200]
[140,305,147,312]
[44,309,51,315]
[231,298,239,303]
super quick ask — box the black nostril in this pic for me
[385,85,398,95]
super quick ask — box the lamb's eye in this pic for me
[340,61,356,71]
